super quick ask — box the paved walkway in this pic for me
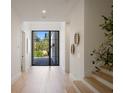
[33,56,49,65]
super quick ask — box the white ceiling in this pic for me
[12,0,80,21]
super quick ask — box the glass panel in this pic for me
[32,31,49,65]
[50,32,59,65]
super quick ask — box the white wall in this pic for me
[21,23,31,72]
[65,22,70,73]
[66,0,85,80]
[11,9,22,84]
[22,22,65,71]
[66,0,112,79]
[60,23,66,70]
[84,0,113,76]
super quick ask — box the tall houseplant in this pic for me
[90,9,113,71]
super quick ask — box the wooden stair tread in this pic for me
[86,77,113,93]
[100,65,113,71]
[100,66,113,76]
[93,71,113,83]
[73,80,93,93]
[66,86,77,93]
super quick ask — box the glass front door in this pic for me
[32,31,59,66]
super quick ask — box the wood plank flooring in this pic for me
[12,66,72,93]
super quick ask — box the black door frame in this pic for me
[31,30,59,66]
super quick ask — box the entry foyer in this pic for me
[11,0,113,93]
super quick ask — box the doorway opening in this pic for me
[32,31,59,66]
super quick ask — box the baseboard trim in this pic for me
[69,73,77,80]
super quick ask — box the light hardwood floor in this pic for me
[12,66,73,93]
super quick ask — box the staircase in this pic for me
[66,66,113,93]
[66,80,93,93]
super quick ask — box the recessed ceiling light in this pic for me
[42,10,46,14]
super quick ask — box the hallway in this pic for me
[11,0,113,93]
[12,67,72,93]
